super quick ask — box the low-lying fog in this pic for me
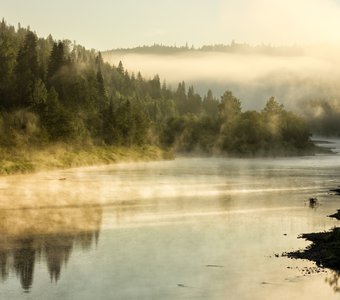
[103,45,340,112]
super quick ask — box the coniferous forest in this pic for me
[0,20,315,173]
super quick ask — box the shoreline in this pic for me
[0,141,335,176]
[285,189,340,272]
[285,227,340,272]
[0,145,173,176]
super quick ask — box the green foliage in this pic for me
[47,41,66,83]
[219,91,242,121]
[30,79,48,110]
[163,94,313,156]
[281,112,311,150]
[302,99,340,136]
[15,31,39,107]
[262,96,284,114]
[41,88,75,141]
[203,90,218,117]
[0,20,315,162]
[0,20,17,109]
[0,109,43,148]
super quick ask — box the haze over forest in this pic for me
[103,43,340,123]
[1,0,340,177]
[2,2,340,298]
[3,0,340,138]
[0,18,319,166]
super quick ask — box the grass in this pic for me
[0,144,173,175]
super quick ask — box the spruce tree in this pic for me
[15,31,39,107]
[47,41,65,84]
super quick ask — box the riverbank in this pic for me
[285,202,340,272]
[0,142,333,176]
[0,144,173,175]
[286,227,340,272]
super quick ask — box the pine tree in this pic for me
[47,41,65,83]
[149,75,161,99]
[175,81,187,114]
[203,89,218,117]
[15,31,40,107]
[0,20,16,109]
[117,61,124,75]
[96,67,107,111]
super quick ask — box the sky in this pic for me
[3,0,340,50]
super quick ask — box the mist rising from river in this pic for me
[2,154,340,299]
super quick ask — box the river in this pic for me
[1,141,340,299]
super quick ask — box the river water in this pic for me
[1,141,340,299]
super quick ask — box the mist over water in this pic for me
[3,0,340,298]
[1,144,340,299]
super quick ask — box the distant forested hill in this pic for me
[103,43,304,56]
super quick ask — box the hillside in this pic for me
[0,20,317,173]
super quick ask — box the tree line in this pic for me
[104,42,303,56]
[0,20,313,156]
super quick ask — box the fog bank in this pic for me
[103,46,340,111]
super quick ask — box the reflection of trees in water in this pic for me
[326,271,340,293]
[13,238,36,291]
[0,207,102,292]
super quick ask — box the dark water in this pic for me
[1,143,340,299]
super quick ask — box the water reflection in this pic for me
[1,156,340,299]
[326,272,340,293]
[0,207,102,292]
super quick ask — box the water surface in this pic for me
[1,145,340,299]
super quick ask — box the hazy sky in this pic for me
[3,0,340,50]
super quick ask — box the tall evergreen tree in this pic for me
[149,75,161,99]
[117,61,124,75]
[203,89,218,117]
[96,67,107,110]
[175,81,187,114]
[0,20,16,108]
[15,31,39,107]
[47,41,65,83]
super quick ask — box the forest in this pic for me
[0,19,315,173]
[104,42,304,56]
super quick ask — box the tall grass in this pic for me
[0,145,173,175]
